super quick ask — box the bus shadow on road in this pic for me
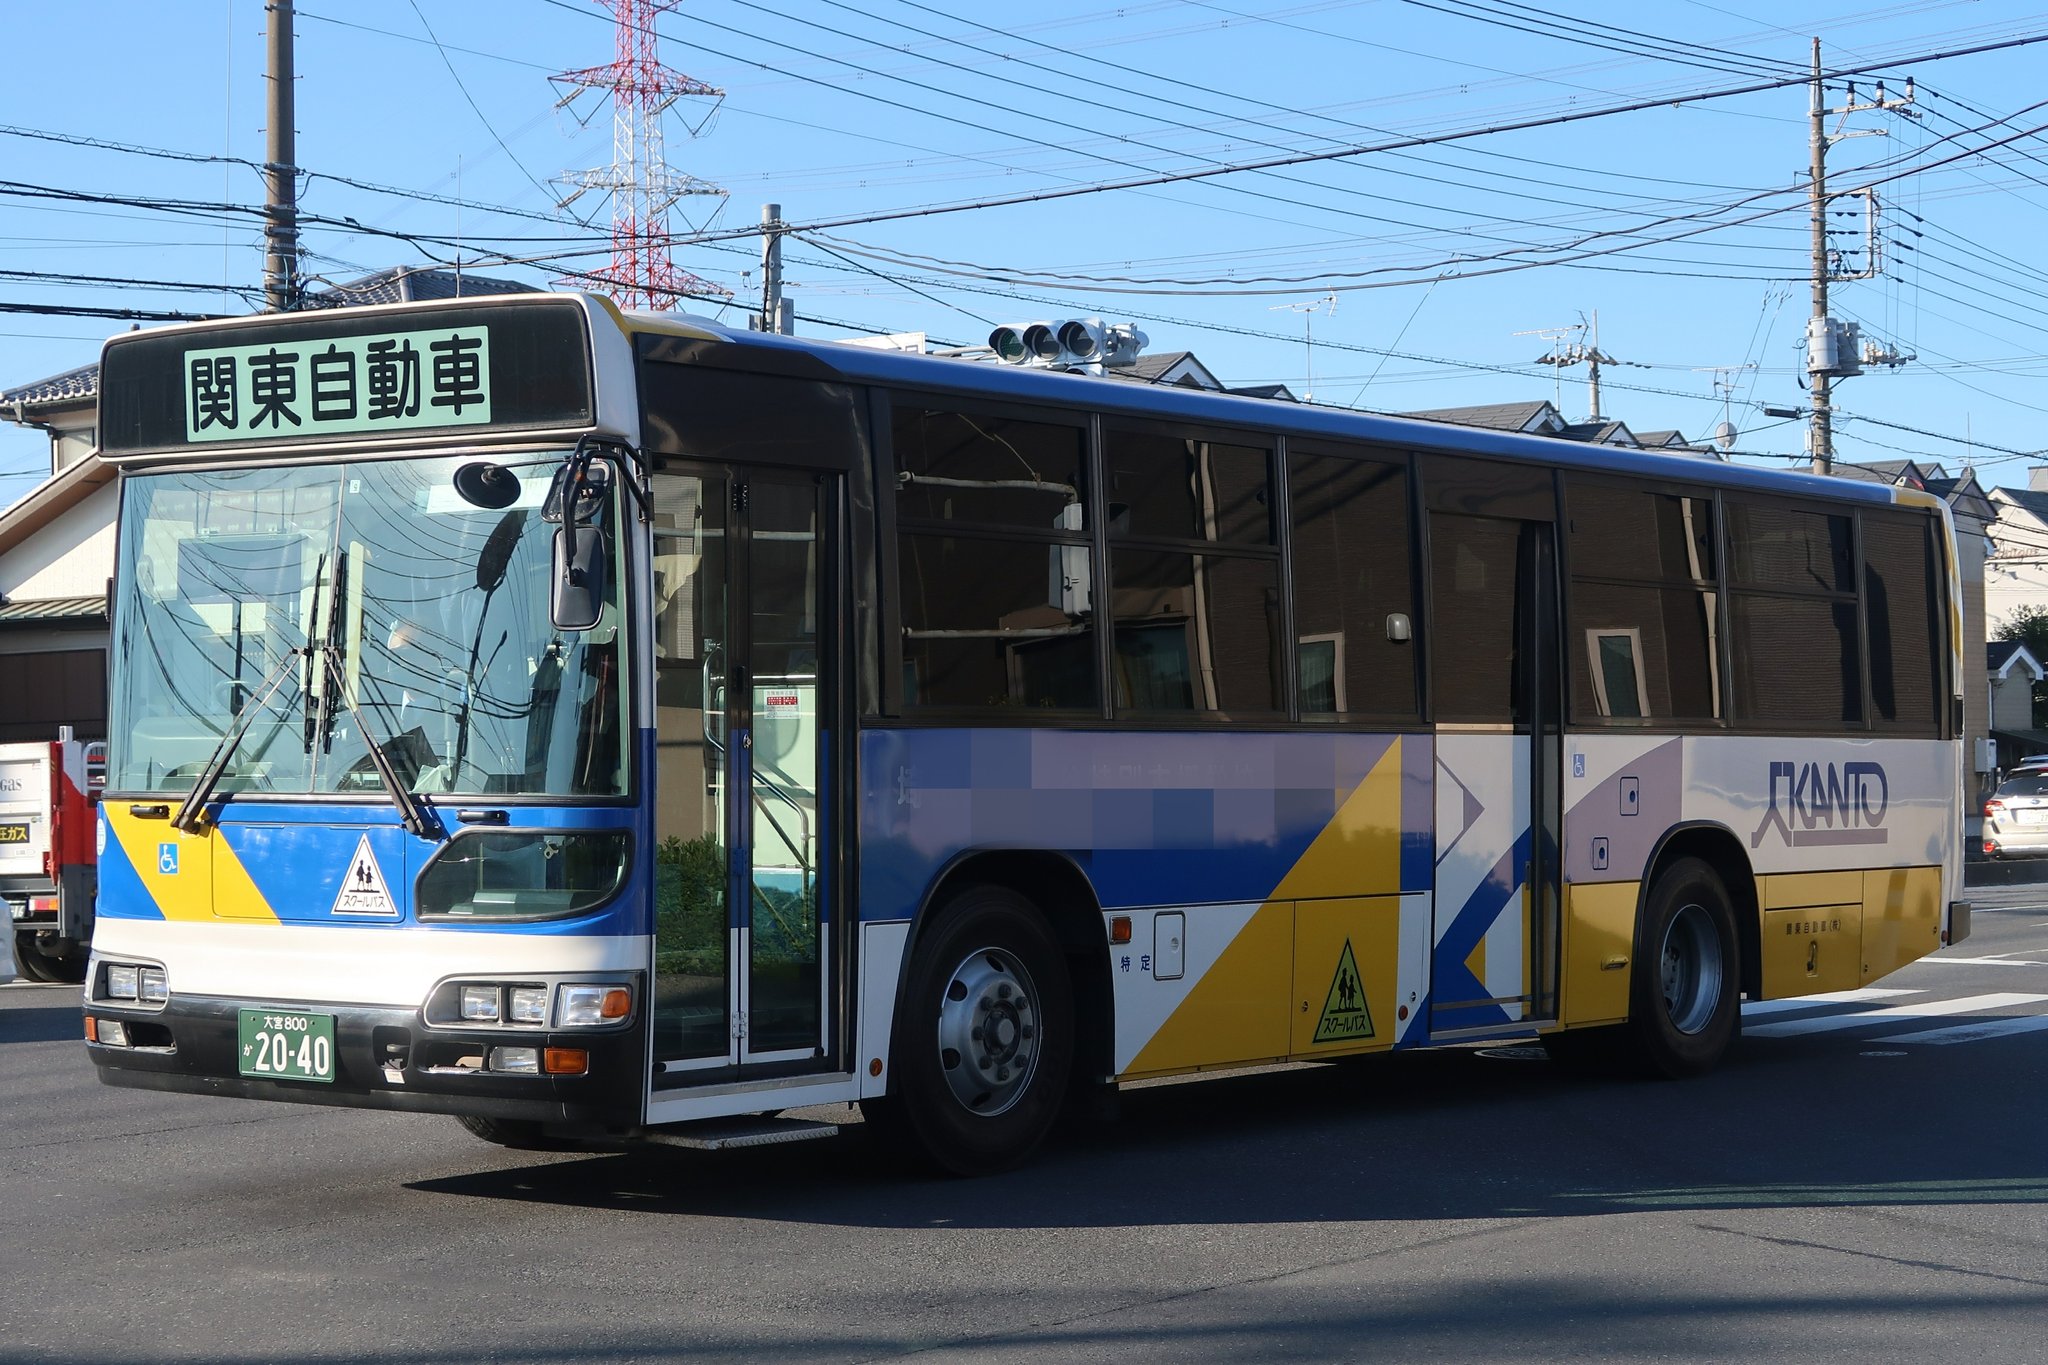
[406,1038,2048,1228]
[0,1004,83,1045]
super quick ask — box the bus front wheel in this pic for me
[1629,858,1740,1078]
[864,886,1074,1177]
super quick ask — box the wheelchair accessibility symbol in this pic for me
[158,843,179,875]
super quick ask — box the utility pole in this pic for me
[1803,39,1916,473]
[759,203,792,334]
[262,0,299,312]
[1806,39,1835,474]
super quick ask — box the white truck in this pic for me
[0,731,102,983]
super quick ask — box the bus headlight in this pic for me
[459,985,501,1022]
[138,967,169,1003]
[508,985,549,1024]
[107,965,140,1000]
[557,983,632,1026]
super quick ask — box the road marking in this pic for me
[1867,1014,2048,1046]
[1922,956,2048,966]
[1745,993,2048,1039]
[1741,988,1920,1019]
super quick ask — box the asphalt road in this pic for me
[6,897,2048,1364]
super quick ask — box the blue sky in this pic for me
[7,0,2048,500]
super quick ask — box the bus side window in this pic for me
[1287,448,1417,722]
[1861,512,1943,734]
[1562,480,1721,724]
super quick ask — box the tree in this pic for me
[1994,605,2048,726]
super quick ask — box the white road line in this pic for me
[1746,992,2048,1039]
[1868,1014,2048,1046]
[1921,956,2047,966]
[1741,988,1921,1018]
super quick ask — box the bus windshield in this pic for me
[108,452,627,799]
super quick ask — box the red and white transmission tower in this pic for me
[555,0,728,311]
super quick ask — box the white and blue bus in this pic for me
[85,293,1969,1173]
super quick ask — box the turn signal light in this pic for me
[1110,916,1132,945]
[543,1047,589,1075]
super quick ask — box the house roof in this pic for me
[0,594,105,627]
[303,266,534,310]
[1113,350,1225,390]
[1401,400,1563,434]
[0,453,113,557]
[1227,383,1298,402]
[1989,640,2046,680]
[2,362,99,412]
[1928,473,1996,526]
[1557,419,1635,445]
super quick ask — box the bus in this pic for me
[83,293,1969,1174]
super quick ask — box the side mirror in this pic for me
[551,524,609,631]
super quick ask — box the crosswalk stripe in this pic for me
[1740,987,1920,1019]
[1867,1014,2048,1046]
[1744,992,2048,1039]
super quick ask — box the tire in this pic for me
[861,885,1074,1177]
[1626,857,1740,1079]
[453,1115,571,1151]
[13,932,85,985]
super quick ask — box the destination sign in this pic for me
[99,299,595,456]
[183,327,491,443]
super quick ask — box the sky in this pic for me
[7,0,2048,504]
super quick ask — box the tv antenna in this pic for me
[1269,291,1337,402]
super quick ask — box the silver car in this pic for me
[1985,773,2048,857]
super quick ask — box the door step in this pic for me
[639,1116,841,1151]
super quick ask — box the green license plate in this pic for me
[0,821,28,845]
[237,1009,337,1083]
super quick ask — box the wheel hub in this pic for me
[1659,901,1725,1036]
[936,949,1040,1116]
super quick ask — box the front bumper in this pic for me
[86,994,645,1125]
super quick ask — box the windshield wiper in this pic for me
[319,643,443,841]
[172,646,309,833]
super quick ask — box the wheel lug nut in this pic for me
[1021,1026,1034,1040]
[996,1067,1009,1081]
[970,1026,983,1041]
[997,984,1011,1000]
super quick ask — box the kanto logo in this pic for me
[1749,760,1889,848]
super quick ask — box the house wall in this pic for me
[0,482,115,600]
[1992,670,2036,731]
[1957,523,1993,819]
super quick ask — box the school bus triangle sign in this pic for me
[1313,938,1375,1044]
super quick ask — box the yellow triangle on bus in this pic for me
[1312,937,1375,1045]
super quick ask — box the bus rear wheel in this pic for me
[863,886,1074,1177]
[1628,858,1739,1078]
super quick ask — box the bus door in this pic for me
[1425,508,1563,1035]
[647,466,841,1086]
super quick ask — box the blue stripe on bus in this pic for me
[858,727,1424,918]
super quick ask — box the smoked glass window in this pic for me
[1288,449,1417,720]
[1105,426,1283,717]
[893,405,1096,713]
[1564,482,1720,723]
[1862,512,1943,734]
[1726,499,1861,729]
